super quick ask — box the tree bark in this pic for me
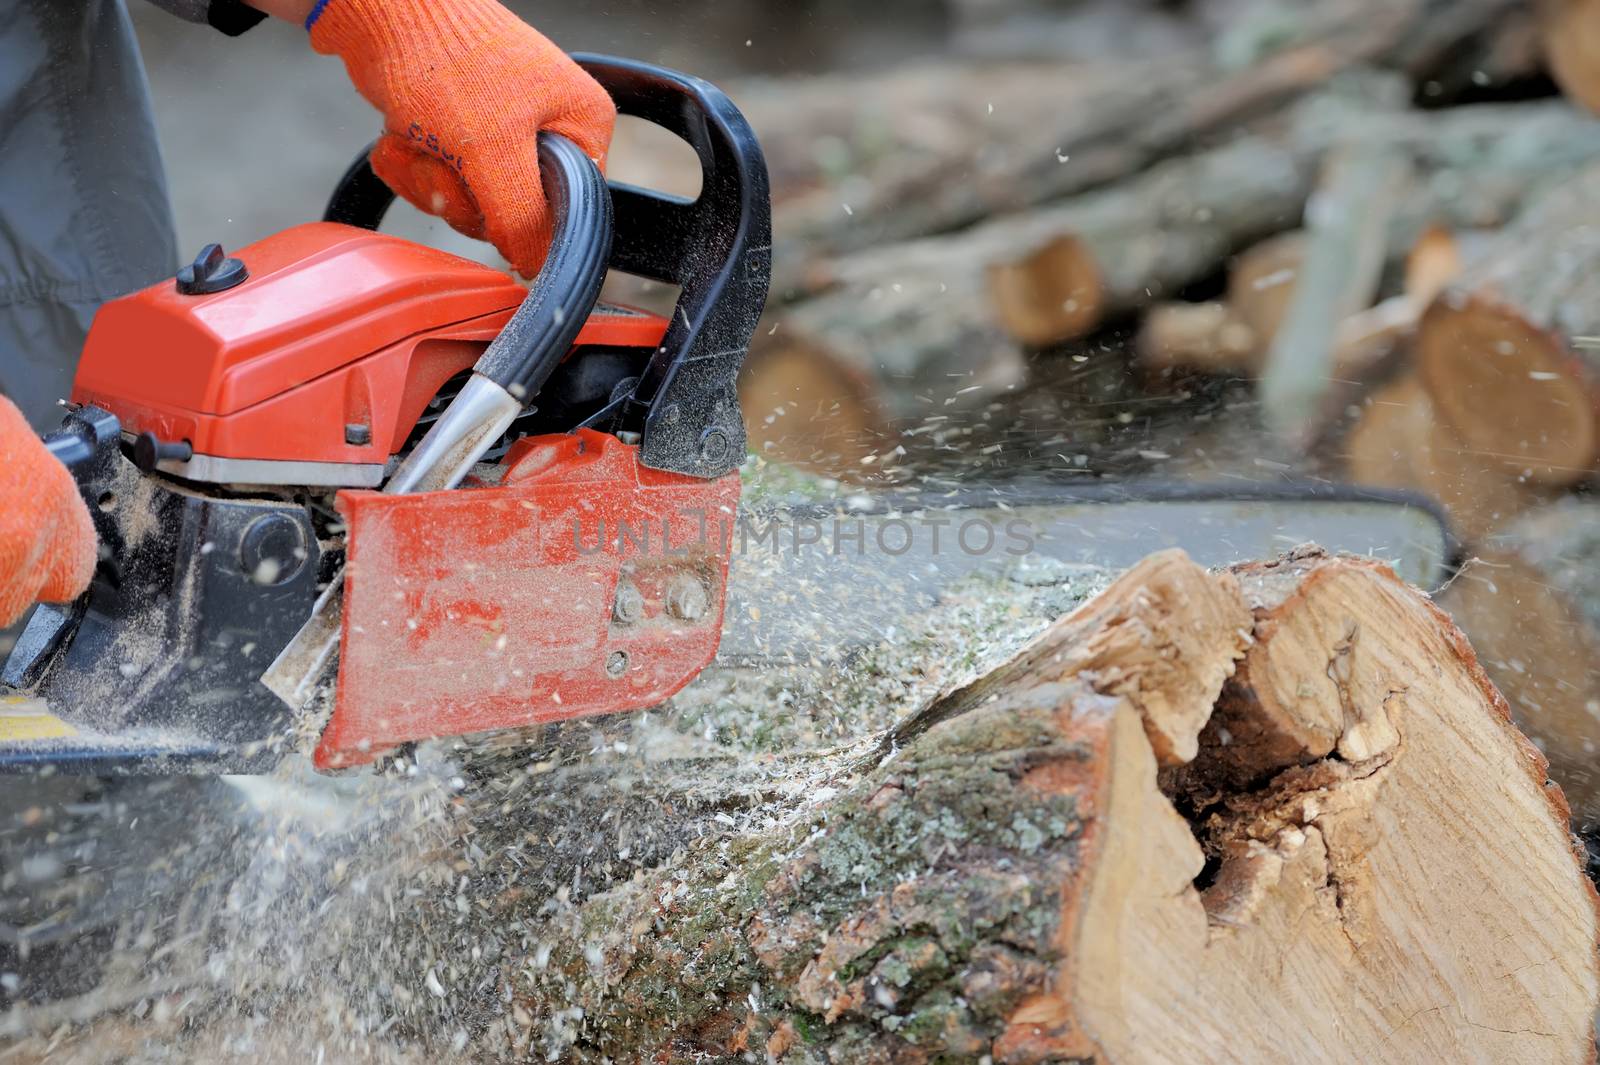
[399,550,1597,1062]
[1417,164,1600,485]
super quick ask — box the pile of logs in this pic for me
[683,0,1570,464]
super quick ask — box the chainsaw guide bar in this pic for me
[719,482,1453,662]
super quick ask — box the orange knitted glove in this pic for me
[309,0,616,278]
[0,397,96,627]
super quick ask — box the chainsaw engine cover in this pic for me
[70,222,667,484]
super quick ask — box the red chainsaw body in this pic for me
[322,430,738,770]
[71,222,668,465]
[65,221,737,770]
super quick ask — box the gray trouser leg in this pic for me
[0,0,178,432]
[0,295,97,431]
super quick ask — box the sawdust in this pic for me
[107,460,167,557]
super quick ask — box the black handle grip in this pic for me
[473,133,612,397]
[323,146,395,231]
[570,54,772,479]
[46,426,99,475]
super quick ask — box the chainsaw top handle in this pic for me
[324,54,773,481]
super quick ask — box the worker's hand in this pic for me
[310,0,616,278]
[0,397,96,628]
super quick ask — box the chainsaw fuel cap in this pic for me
[176,242,248,295]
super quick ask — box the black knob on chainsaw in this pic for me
[176,243,248,295]
[133,431,193,472]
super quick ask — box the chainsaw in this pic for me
[0,55,1457,776]
[0,56,764,774]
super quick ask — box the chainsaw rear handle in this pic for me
[324,54,772,480]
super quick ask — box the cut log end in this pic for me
[986,233,1104,346]
[738,341,889,473]
[1002,549,1600,1064]
[1134,301,1260,378]
[1226,230,1306,345]
[1417,296,1597,483]
[1344,375,1547,543]
[1405,223,1469,307]
[1415,169,1600,485]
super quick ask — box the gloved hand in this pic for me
[310,0,616,278]
[0,397,96,627]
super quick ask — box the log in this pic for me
[1134,301,1262,380]
[15,550,1599,1060]
[469,549,1599,1061]
[738,339,889,471]
[1404,223,1483,307]
[1227,230,1307,345]
[1417,165,1600,485]
[1440,498,1600,830]
[1343,374,1548,543]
